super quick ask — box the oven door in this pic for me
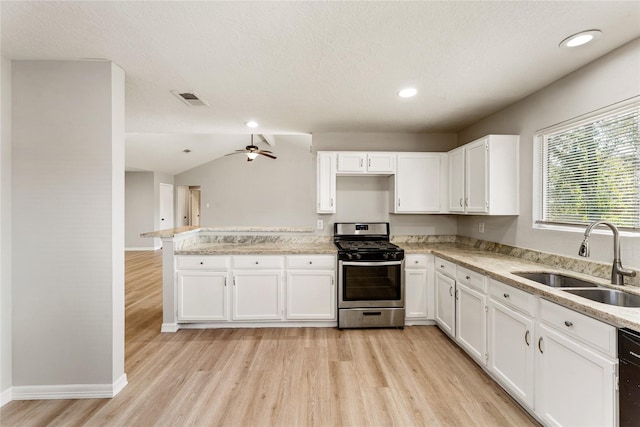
[338,260,404,309]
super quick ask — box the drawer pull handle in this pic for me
[538,337,544,354]
[564,321,573,328]
[503,293,510,299]
[363,311,381,316]
[525,330,531,346]
[449,286,453,297]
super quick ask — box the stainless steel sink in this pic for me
[563,289,640,308]
[512,272,599,288]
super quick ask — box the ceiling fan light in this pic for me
[247,152,259,160]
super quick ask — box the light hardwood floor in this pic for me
[1,250,540,426]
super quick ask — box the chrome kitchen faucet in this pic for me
[578,220,636,285]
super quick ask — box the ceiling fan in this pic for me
[225,134,277,162]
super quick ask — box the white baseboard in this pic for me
[1,387,12,407]
[161,323,179,332]
[12,374,128,400]
[125,246,161,251]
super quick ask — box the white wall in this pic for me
[457,38,640,269]
[125,172,156,250]
[11,61,125,391]
[0,56,13,403]
[175,132,459,236]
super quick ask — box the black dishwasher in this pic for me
[619,328,640,426]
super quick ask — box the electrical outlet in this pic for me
[479,222,485,233]
[316,219,324,230]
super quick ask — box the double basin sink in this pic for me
[512,272,640,308]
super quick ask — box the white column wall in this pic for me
[11,61,125,392]
[0,56,13,404]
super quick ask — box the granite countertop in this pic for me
[402,242,640,331]
[142,226,315,239]
[175,241,337,255]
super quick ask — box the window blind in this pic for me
[538,100,640,230]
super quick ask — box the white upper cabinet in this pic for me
[336,152,396,174]
[448,135,520,215]
[316,152,336,214]
[391,153,447,213]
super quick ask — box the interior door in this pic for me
[189,189,201,226]
[159,183,174,230]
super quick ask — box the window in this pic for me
[536,98,640,231]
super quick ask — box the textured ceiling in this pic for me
[2,1,639,174]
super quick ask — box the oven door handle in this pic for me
[341,261,403,267]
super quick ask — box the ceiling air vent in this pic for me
[171,90,209,107]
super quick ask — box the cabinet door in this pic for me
[367,152,396,173]
[232,271,282,320]
[488,299,535,409]
[455,282,487,365]
[465,138,489,213]
[177,271,228,321]
[317,152,336,213]
[448,147,465,212]
[434,271,456,337]
[405,268,428,318]
[395,153,442,213]
[286,270,335,320]
[536,323,616,427]
[336,152,365,173]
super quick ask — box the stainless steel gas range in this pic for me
[334,222,405,329]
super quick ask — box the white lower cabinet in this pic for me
[404,254,433,321]
[488,298,535,409]
[434,271,456,337]
[535,301,617,427]
[455,282,487,365]
[286,270,335,320]
[232,270,283,320]
[177,271,229,321]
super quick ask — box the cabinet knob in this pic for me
[200,262,204,265]
[466,275,471,280]
[503,293,510,299]
[309,261,313,264]
[255,261,259,265]
[415,260,419,264]
[440,264,445,268]
[564,321,573,328]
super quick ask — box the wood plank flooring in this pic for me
[1,250,540,426]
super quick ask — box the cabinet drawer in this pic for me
[435,257,456,279]
[456,266,487,293]
[233,256,284,269]
[176,256,230,270]
[489,278,536,317]
[540,299,616,357]
[405,254,430,269]
[286,255,335,269]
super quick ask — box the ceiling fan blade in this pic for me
[259,150,273,154]
[224,151,246,156]
[258,152,277,159]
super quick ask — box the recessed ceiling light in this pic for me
[245,121,259,128]
[559,30,602,48]
[398,88,418,98]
